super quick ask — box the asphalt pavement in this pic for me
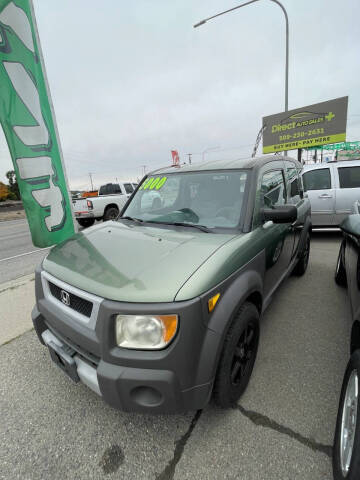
[0,230,350,479]
[0,219,50,283]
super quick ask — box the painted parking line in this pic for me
[0,248,50,262]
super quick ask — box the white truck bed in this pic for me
[73,181,137,227]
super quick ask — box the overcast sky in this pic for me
[0,0,360,190]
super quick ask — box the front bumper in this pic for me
[32,269,219,413]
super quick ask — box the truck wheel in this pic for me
[293,232,310,276]
[335,240,347,287]
[213,302,260,408]
[333,350,360,480]
[77,218,95,228]
[103,207,119,221]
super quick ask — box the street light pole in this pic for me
[194,0,290,152]
[271,0,289,113]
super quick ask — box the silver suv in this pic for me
[301,160,360,227]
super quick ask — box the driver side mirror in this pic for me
[261,205,297,224]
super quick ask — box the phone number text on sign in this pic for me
[279,128,325,142]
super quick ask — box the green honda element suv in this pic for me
[32,155,311,413]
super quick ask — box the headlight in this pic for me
[115,314,178,350]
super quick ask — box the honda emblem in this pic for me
[60,290,70,306]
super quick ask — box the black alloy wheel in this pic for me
[230,323,258,387]
[213,302,260,408]
[293,232,310,276]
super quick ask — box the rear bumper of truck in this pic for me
[74,211,94,219]
[32,268,218,413]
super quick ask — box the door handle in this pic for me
[318,194,333,198]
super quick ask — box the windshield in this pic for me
[122,170,249,229]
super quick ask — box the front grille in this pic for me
[48,282,93,318]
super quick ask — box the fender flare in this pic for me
[194,259,264,387]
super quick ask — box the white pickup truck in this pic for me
[73,181,138,227]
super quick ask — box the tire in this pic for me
[103,207,119,222]
[293,232,310,276]
[77,218,95,228]
[333,350,360,480]
[213,302,260,408]
[335,240,347,287]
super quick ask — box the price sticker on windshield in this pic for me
[140,176,167,190]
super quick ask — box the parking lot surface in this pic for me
[0,231,350,479]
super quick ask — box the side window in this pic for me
[101,184,111,195]
[261,169,286,207]
[302,168,331,191]
[112,184,122,194]
[338,167,360,189]
[124,183,134,194]
[286,163,301,204]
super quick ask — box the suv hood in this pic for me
[43,221,236,302]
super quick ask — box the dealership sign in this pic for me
[310,141,360,151]
[0,0,75,247]
[262,96,348,154]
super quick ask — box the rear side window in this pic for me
[302,168,331,191]
[261,170,286,207]
[286,163,301,204]
[124,183,134,194]
[338,167,360,189]
[114,184,122,194]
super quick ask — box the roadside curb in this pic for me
[0,273,35,294]
[0,273,35,346]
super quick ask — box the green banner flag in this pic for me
[0,0,75,247]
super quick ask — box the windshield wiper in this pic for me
[120,216,144,223]
[147,220,211,233]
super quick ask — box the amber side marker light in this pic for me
[208,293,220,313]
[161,315,178,343]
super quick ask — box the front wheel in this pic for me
[333,350,360,480]
[293,232,310,276]
[213,302,260,408]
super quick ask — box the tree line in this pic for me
[0,171,20,202]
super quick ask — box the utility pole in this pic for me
[187,153,192,164]
[297,148,302,164]
[141,165,147,177]
[88,172,94,191]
